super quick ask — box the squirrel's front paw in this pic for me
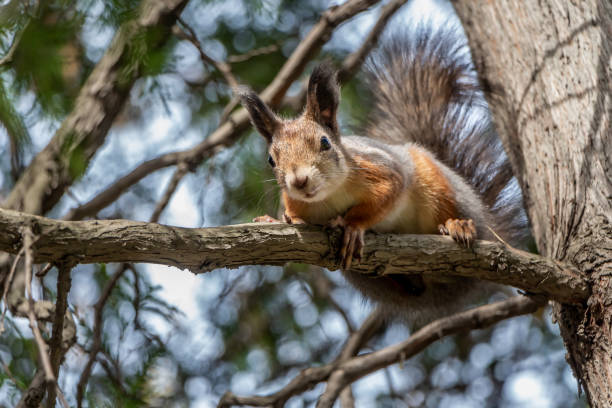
[339,224,365,270]
[253,214,281,223]
[438,218,476,248]
[328,215,346,229]
[282,213,306,224]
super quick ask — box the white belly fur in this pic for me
[301,184,358,225]
[372,190,438,234]
[302,187,437,234]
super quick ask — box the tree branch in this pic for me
[76,170,188,406]
[218,308,383,407]
[338,0,407,82]
[22,228,54,383]
[0,15,31,67]
[75,263,128,408]
[315,296,544,408]
[45,262,73,408]
[285,0,406,110]
[219,295,544,407]
[174,17,239,89]
[19,228,70,408]
[0,208,589,303]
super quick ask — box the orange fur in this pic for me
[343,155,403,228]
[409,148,458,226]
[283,154,403,228]
[283,192,309,221]
[284,147,457,233]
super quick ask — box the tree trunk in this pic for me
[453,1,612,405]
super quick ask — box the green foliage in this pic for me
[11,3,84,116]
[96,0,140,28]
[0,77,30,180]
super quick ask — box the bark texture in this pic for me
[454,1,612,405]
[0,208,588,304]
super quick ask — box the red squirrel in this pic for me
[237,27,527,325]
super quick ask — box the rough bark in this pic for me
[453,1,612,405]
[0,208,588,304]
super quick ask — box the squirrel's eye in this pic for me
[320,136,331,151]
[268,154,276,168]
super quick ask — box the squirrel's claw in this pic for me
[253,214,280,223]
[283,213,306,224]
[329,215,346,229]
[439,218,476,248]
[340,224,365,270]
[253,214,306,224]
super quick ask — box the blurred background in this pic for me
[0,0,585,406]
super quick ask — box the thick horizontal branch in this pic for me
[0,208,588,303]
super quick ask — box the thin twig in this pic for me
[315,296,545,408]
[286,0,407,110]
[227,44,279,63]
[22,227,70,408]
[218,308,384,407]
[75,263,128,408]
[22,227,54,381]
[219,96,240,124]
[219,296,543,407]
[149,163,189,223]
[487,225,512,247]
[0,356,24,389]
[35,263,53,278]
[306,267,355,332]
[338,0,408,82]
[174,17,239,89]
[0,19,30,67]
[56,385,70,408]
[1,247,24,333]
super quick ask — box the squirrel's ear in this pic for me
[305,63,339,135]
[236,86,279,142]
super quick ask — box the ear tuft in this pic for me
[235,86,279,142]
[305,62,340,135]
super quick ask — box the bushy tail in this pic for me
[365,25,528,246]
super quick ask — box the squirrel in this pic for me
[237,26,527,326]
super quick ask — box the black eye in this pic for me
[268,154,276,167]
[320,136,331,151]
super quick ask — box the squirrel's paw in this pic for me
[282,213,306,224]
[253,214,280,223]
[439,218,476,248]
[328,215,346,228]
[340,224,365,270]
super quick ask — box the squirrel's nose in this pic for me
[292,175,309,190]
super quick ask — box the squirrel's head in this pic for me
[237,63,349,203]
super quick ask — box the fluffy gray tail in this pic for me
[365,25,528,246]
